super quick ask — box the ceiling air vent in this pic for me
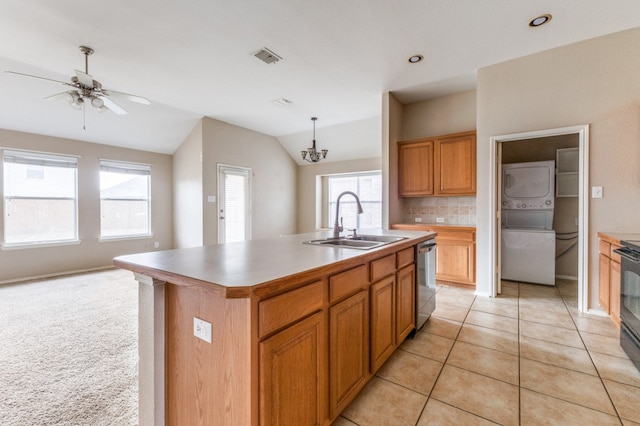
[253,47,282,64]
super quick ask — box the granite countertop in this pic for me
[114,229,434,297]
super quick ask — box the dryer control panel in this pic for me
[502,198,554,210]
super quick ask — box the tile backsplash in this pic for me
[402,196,476,225]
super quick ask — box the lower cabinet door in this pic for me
[396,264,415,343]
[370,275,396,373]
[329,290,369,419]
[259,311,325,426]
[599,253,611,314]
[610,260,621,326]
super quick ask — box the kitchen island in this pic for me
[114,229,434,426]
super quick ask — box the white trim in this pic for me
[556,274,579,281]
[217,163,252,244]
[99,234,153,242]
[489,125,589,313]
[2,239,81,251]
[1,147,81,160]
[0,264,113,286]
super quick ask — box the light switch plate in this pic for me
[207,195,216,203]
[592,186,603,198]
[193,317,212,343]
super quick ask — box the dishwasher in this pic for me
[415,238,437,330]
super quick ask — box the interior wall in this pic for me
[297,157,382,233]
[477,27,640,307]
[201,117,297,245]
[173,121,203,248]
[383,92,404,227]
[0,128,173,283]
[501,134,580,279]
[401,90,477,140]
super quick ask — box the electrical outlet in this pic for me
[154,241,160,248]
[414,217,422,222]
[193,317,212,343]
[436,217,445,223]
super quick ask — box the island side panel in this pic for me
[165,282,252,425]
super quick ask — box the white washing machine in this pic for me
[501,160,556,286]
[501,228,556,285]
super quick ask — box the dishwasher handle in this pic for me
[418,240,436,254]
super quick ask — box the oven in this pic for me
[613,240,640,372]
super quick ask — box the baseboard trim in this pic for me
[556,274,578,281]
[0,265,116,286]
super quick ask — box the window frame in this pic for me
[99,159,152,241]
[2,149,79,249]
[323,171,382,231]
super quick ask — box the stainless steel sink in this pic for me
[303,235,406,250]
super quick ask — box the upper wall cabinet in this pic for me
[398,139,434,196]
[398,130,476,197]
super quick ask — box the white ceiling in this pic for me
[1,1,640,164]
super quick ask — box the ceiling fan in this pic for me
[5,46,150,115]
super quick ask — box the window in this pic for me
[3,149,78,246]
[327,172,382,230]
[100,160,151,239]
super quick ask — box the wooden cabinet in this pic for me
[398,130,476,197]
[396,264,416,343]
[370,275,396,372]
[329,290,369,418]
[391,224,476,286]
[598,234,621,326]
[398,140,434,196]
[436,230,475,285]
[161,241,423,426]
[436,132,476,195]
[611,260,621,325]
[599,251,611,313]
[259,312,325,426]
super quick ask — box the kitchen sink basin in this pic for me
[303,235,406,250]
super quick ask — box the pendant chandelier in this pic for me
[301,117,328,163]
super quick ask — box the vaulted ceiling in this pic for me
[1,1,640,164]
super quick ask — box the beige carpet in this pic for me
[0,268,138,426]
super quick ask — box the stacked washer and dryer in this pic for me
[501,160,556,286]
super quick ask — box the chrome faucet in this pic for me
[333,191,364,238]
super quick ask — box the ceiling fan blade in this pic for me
[103,89,151,105]
[44,91,73,101]
[100,96,127,115]
[74,69,94,87]
[5,70,73,86]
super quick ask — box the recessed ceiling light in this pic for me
[408,55,423,64]
[529,14,552,27]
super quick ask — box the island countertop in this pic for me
[114,229,434,298]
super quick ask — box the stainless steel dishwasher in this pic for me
[416,238,437,330]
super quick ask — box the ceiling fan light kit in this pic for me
[5,45,150,120]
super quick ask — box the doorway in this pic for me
[490,125,589,312]
[217,164,252,244]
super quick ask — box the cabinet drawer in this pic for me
[437,230,475,242]
[611,244,621,263]
[330,265,368,303]
[371,254,396,282]
[599,240,611,256]
[397,247,414,269]
[259,280,324,338]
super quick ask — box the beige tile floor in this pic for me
[334,279,640,425]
